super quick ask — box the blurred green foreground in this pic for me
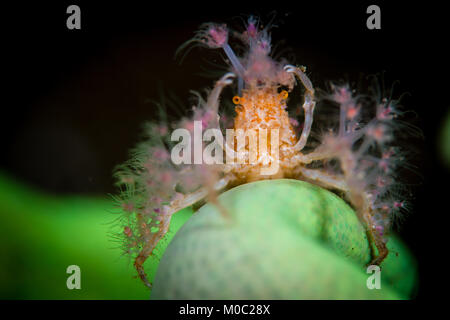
[0,171,168,299]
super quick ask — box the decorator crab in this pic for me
[113,16,416,288]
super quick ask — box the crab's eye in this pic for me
[278,90,289,100]
[232,96,241,104]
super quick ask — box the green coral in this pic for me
[151,179,418,299]
[0,171,152,299]
[439,109,450,168]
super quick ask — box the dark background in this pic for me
[2,1,448,300]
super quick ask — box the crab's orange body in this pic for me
[233,89,296,147]
[231,88,298,181]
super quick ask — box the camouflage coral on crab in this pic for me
[114,16,414,288]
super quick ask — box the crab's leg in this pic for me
[292,147,336,165]
[134,214,173,288]
[346,190,389,266]
[298,167,349,192]
[296,166,388,266]
[204,72,246,165]
[284,65,316,151]
[206,72,236,117]
[134,176,231,288]
[365,218,389,266]
[135,73,238,287]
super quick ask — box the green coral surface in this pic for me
[151,179,418,299]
